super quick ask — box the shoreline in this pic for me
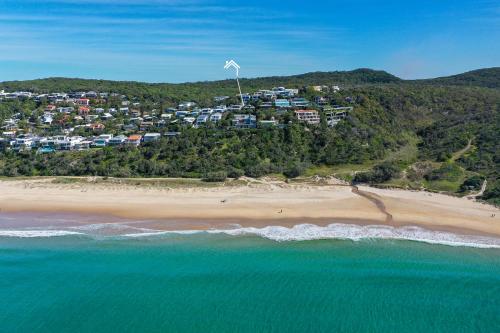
[0,177,499,238]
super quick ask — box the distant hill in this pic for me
[0,68,497,104]
[0,69,400,97]
[237,68,402,87]
[416,68,500,89]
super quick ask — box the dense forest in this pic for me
[1,68,499,205]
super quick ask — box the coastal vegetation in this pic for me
[1,68,499,205]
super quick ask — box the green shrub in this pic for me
[227,167,244,179]
[459,175,485,192]
[426,162,463,182]
[283,162,306,178]
[353,161,400,184]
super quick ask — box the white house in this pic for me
[196,115,209,126]
[183,117,196,125]
[210,112,223,122]
[143,133,161,142]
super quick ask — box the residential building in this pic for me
[75,98,90,106]
[232,114,257,129]
[178,101,196,110]
[214,96,229,103]
[210,112,223,123]
[274,99,290,108]
[183,117,196,125]
[75,140,92,150]
[126,135,142,146]
[93,134,113,147]
[315,96,329,105]
[12,137,34,151]
[108,135,127,146]
[200,108,214,116]
[228,104,243,112]
[42,113,54,125]
[101,113,113,120]
[57,107,74,113]
[143,133,161,143]
[79,106,91,116]
[326,107,351,127]
[291,98,310,108]
[175,110,189,118]
[295,110,320,125]
[259,119,278,128]
[45,105,57,112]
[196,115,209,126]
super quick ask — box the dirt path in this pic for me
[451,139,473,162]
[351,186,393,223]
[465,180,488,200]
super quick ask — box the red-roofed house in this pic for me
[126,134,142,146]
[78,106,90,116]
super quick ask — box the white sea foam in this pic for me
[1,222,499,249]
[123,230,200,238]
[0,230,84,238]
[205,224,500,248]
[121,223,500,249]
[70,223,150,232]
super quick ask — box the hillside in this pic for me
[416,68,500,89]
[1,67,498,104]
[0,69,402,105]
[0,68,499,205]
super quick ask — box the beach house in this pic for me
[291,98,310,108]
[274,99,291,108]
[108,135,127,146]
[259,119,278,128]
[196,115,209,127]
[93,134,113,147]
[232,114,257,129]
[210,112,223,123]
[143,133,161,143]
[326,107,352,127]
[75,98,90,106]
[295,110,320,125]
[178,101,196,110]
[126,135,142,146]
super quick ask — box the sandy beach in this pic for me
[0,177,499,237]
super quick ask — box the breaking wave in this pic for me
[1,223,499,248]
[0,230,84,238]
[120,223,500,249]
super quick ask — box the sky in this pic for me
[0,0,498,83]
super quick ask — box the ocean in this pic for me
[0,217,499,332]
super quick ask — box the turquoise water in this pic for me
[1,234,499,332]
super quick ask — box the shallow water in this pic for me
[1,230,499,333]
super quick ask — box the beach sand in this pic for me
[0,177,499,237]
